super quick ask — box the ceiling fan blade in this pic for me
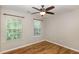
[46,6,55,11]
[32,7,41,11]
[32,12,40,14]
[46,12,55,15]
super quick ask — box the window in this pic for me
[34,20,41,36]
[6,16,22,40]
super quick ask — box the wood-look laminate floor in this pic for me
[4,41,79,54]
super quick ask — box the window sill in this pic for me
[32,35,41,37]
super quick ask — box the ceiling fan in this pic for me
[32,5,55,16]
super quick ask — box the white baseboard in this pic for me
[0,40,45,54]
[46,40,79,52]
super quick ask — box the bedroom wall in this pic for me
[0,6,1,51]
[44,9,79,51]
[0,6,44,51]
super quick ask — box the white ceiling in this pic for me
[2,5,79,19]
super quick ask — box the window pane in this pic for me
[34,20,41,36]
[6,16,22,40]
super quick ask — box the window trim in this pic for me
[33,19,42,36]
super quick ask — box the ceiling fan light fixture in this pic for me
[40,12,46,16]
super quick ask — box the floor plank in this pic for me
[4,41,79,54]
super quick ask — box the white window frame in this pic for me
[33,19,42,36]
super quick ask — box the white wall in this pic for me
[0,7,44,51]
[0,6,1,51]
[44,9,79,50]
